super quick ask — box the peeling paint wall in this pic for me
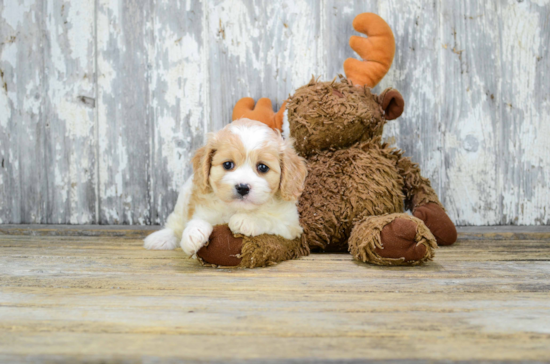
[0,0,548,225]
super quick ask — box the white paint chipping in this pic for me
[1,0,549,225]
[0,87,10,128]
[208,0,262,72]
[1,0,35,29]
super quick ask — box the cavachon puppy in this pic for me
[144,118,307,257]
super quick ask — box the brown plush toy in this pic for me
[198,13,457,268]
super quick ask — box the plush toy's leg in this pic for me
[197,225,309,268]
[397,157,457,246]
[348,214,437,266]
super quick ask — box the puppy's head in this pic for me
[192,118,307,210]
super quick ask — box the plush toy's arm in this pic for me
[238,232,308,268]
[397,156,442,211]
[197,225,309,268]
[397,157,457,246]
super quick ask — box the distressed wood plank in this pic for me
[1,236,550,294]
[498,0,550,225]
[96,0,152,224]
[2,261,550,293]
[1,291,549,339]
[149,0,208,224]
[380,0,443,199]
[0,232,549,361]
[0,332,547,362]
[439,1,502,225]
[43,0,97,224]
[1,0,550,226]
[0,0,48,223]
[207,0,323,132]
[1,233,550,259]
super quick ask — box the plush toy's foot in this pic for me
[196,225,308,268]
[378,218,428,260]
[413,203,457,246]
[348,214,437,266]
[197,225,243,267]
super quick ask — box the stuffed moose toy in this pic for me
[197,13,457,268]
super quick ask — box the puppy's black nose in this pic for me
[235,184,250,196]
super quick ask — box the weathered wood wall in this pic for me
[0,0,549,226]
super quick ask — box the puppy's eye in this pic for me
[257,163,269,173]
[223,161,234,170]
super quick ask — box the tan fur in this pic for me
[227,119,307,201]
[188,118,306,222]
[192,143,214,194]
[209,131,250,203]
[189,144,215,219]
[245,148,282,197]
[279,138,308,201]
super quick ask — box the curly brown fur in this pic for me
[298,138,406,252]
[396,156,443,211]
[348,213,437,266]
[288,76,385,157]
[238,234,309,268]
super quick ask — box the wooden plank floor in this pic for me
[0,226,549,363]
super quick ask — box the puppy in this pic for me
[144,118,307,257]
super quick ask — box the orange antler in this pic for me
[343,13,395,88]
[232,97,286,132]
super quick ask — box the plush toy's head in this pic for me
[232,13,404,157]
[286,77,404,156]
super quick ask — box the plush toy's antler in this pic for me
[232,97,286,132]
[343,13,395,88]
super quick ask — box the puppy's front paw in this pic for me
[181,220,213,257]
[228,214,260,237]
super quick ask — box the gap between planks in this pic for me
[1,224,550,240]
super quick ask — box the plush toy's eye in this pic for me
[257,163,269,173]
[223,161,234,170]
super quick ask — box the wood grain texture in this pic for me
[150,0,209,224]
[498,0,550,225]
[207,0,323,130]
[96,0,153,224]
[0,231,549,361]
[43,0,98,224]
[1,0,549,225]
[0,0,48,223]
[440,1,502,225]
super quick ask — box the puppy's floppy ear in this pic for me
[279,138,308,201]
[192,136,216,193]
